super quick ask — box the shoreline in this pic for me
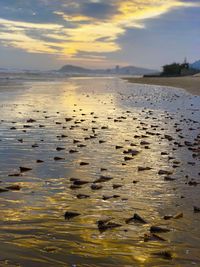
[123,76,200,96]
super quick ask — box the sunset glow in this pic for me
[0,0,199,69]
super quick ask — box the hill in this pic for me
[58,65,156,75]
[190,60,200,70]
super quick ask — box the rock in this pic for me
[164,176,175,181]
[91,184,102,190]
[32,144,38,148]
[73,139,81,144]
[70,185,82,190]
[8,173,21,177]
[0,188,9,193]
[158,170,173,175]
[99,140,106,144]
[77,144,86,148]
[138,166,152,171]
[6,185,21,191]
[36,160,44,163]
[194,206,200,213]
[102,195,113,200]
[23,125,32,128]
[42,246,58,253]
[140,141,150,145]
[94,176,113,183]
[65,118,73,122]
[188,181,198,186]
[97,219,122,232]
[56,147,65,151]
[64,211,80,220]
[123,149,139,156]
[69,149,78,153]
[76,194,90,199]
[113,184,122,189]
[161,152,168,155]
[124,156,133,161]
[150,226,170,233]
[173,212,183,219]
[61,134,67,138]
[126,213,147,224]
[54,157,64,161]
[152,251,172,260]
[80,162,89,166]
[116,145,123,149]
[164,135,173,141]
[73,180,90,186]
[19,167,32,173]
[144,233,166,242]
[163,215,173,220]
[27,119,36,123]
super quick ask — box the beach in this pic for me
[0,76,200,266]
[124,75,200,96]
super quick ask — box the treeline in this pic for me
[161,62,198,76]
[162,62,189,76]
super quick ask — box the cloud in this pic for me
[0,0,199,61]
[79,2,116,19]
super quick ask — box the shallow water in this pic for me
[0,77,200,267]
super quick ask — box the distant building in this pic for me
[115,65,120,74]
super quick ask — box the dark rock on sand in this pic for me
[94,176,113,183]
[126,213,147,224]
[194,206,200,213]
[0,188,9,193]
[8,173,21,177]
[80,162,89,166]
[150,226,170,233]
[56,147,65,151]
[76,194,90,199]
[164,176,175,181]
[124,156,133,161]
[116,145,123,149]
[91,184,102,190]
[158,170,173,175]
[152,251,172,260]
[138,166,152,171]
[6,185,21,191]
[64,211,80,220]
[163,215,173,220]
[19,167,32,173]
[54,157,65,161]
[144,233,166,242]
[112,184,122,189]
[97,219,122,232]
[69,149,78,153]
[73,179,90,186]
[70,185,82,190]
[36,160,44,163]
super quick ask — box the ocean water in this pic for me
[0,77,199,266]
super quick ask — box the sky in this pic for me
[0,0,199,70]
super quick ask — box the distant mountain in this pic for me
[190,60,200,70]
[59,64,157,75]
[59,65,90,74]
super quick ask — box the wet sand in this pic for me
[0,77,200,266]
[124,76,200,96]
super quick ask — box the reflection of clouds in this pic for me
[0,0,198,61]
